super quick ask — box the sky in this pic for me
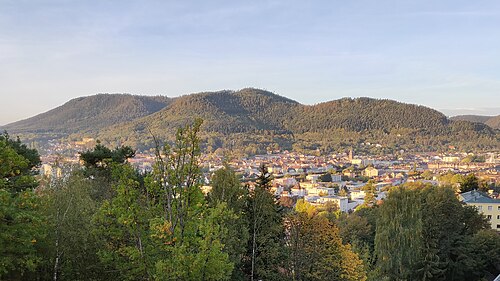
[1,0,500,125]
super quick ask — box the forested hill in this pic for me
[451,115,500,130]
[101,90,454,136]
[2,94,171,134]
[287,98,450,133]
[104,88,301,136]
[2,88,498,153]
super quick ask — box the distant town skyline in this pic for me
[1,0,500,125]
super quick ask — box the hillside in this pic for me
[94,89,497,153]
[2,89,498,154]
[287,98,450,133]
[485,116,500,130]
[450,115,500,130]
[2,94,171,135]
[94,89,299,148]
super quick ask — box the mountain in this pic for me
[104,88,299,135]
[450,115,500,130]
[2,94,171,135]
[287,97,450,133]
[2,89,498,154]
[485,116,500,129]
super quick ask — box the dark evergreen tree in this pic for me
[245,163,287,281]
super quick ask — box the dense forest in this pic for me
[2,89,499,155]
[1,125,500,281]
[451,115,500,130]
[2,94,171,134]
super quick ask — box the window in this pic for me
[497,215,500,220]
[497,224,500,229]
[488,206,493,211]
[487,215,492,220]
[478,206,482,211]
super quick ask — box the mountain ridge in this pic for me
[2,93,171,134]
[2,88,498,153]
[451,115,500,130]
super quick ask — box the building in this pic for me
[363,167,379,177]
[460,190,500,231]
[306,174,320,183]
[443,156,460,163]
[331,174,342,182]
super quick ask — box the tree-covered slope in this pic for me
[2,94,171,134]
[99,88,299,138]
[485,115,500,130]
[451,115,500,130]
[450,115,492,124]
[2,89,498,153]
[287,97,450,133]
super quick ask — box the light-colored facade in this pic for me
[460,190,500,231]
[363,167,379,177]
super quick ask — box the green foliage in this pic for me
[0,134,44,279]
[7,90,499,155]
[245,163,287,281]
[469,230,500,277]
[374,184,490,281]
[80,143,135,170]
[37,171,105,281]
[451,114,500,130]
[0,189,44,279]
[459,173,479,193]
[335,210,376,271]
[319,173,332,182]
[207,165,249,279]
[361,181,377,207]
[0,133,40,192]
[92,164,154,280]
[152,202,234,281]
[286,211,367,281]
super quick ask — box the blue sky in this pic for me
[1,0,500,125]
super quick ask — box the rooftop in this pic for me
[460,190,500,204]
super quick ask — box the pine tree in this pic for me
[246,163,286,281]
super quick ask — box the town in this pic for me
[39,137,500,232]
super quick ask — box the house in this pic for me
[350,189,366,200]
[363,167,379,177]
[460,190,500,231]
[306,174,320,183]
[443,156,460,163]
[274,177,298,187]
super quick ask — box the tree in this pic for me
[0,135,44,279]
[469,230,500,278]
[286,211,367,281]
[374,186,423,280]
[459,173,479,193]
[207,165,249,279]
[92,164,154,281]
[79,143,136,200]
[361,181,377,208]
[79,142,135,170]
[421,170,434,180]
[148,119,233,280]
[0,132,41,171]
[0,133,40,192]
[149,119,204,241]
[245,163,286,281]
[319,173,332,182]
[335,211,375,271]
[374,184,490,280]
[38,171,105,281]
